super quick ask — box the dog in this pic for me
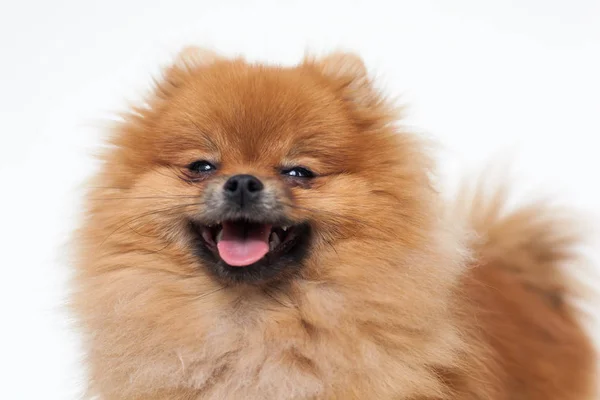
[71,47,597,399]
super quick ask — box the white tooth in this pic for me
[282,226,289,231]
[216,228,223,242]
[269,232,281,250]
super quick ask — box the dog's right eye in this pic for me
[188,160,217,174]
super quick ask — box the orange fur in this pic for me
[71,47,597,399]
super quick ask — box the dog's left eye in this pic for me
[281,166,315,179]
[188,160,217,174]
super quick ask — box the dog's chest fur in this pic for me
[154,285,463,400]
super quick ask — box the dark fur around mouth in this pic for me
[189,219,312,285]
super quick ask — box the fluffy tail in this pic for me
[455,181,595,306]
[453,178,599,399]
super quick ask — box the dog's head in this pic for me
[95,48,435,286]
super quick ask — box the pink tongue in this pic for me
[217,222,272,267]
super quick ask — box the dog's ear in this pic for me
[318,52,368,83]
[156,46,224,98]
[172,46,223,69]
[310,52,379,109]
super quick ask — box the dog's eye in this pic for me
[281,166,315,179]
[188,160,217,174]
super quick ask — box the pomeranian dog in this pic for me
[71,47,597,399]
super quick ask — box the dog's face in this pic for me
[78,49,461,399]
[99,49,432,286]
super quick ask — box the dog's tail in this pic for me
[454,180,595,307]
[452,176,599,398]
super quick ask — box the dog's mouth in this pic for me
[196,220,304,268]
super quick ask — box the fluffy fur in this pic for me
[71,47,597,399]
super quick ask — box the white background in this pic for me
[1,0,599,398]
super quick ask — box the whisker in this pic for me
[89,195,200,201]
[262,287,292,309]
[324,238,340,257]
[293,193,401,201]
[89,185,187,195]
[184,113,219,152]
[106,264,199,279]
[141,241,173,255]
[99,202,201,247]
[191,285,228,302]
[281,202,395,237]
[125,222,157,239]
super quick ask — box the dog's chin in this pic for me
[189,219,312,285]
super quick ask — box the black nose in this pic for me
[223,174,264,207]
